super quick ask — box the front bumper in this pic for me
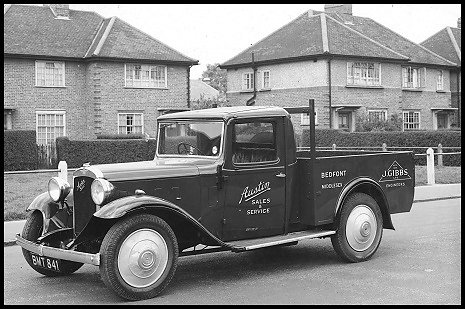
[15,234,100,266]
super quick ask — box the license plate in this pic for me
[30,254,61,272]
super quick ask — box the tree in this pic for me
[201,63,227,98]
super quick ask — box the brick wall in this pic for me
[3,58,90,140]
[225,58,456,131]
[92,61,189,138]
[4,58,190,140]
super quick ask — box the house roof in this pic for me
[220,9,457,69]
[4,4,198,65]
[190,79,220,101]
[420,27,461,66]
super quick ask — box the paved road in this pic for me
[4,198,461,305]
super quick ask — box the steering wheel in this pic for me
[177,142,205,155]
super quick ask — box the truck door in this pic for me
[221,117,286,241]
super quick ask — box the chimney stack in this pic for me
[324,4,353,15]
[44,4,70,19]
[458,17,461,29]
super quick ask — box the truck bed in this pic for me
[290,149,415,227]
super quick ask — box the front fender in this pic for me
[26,192,59,220]
[87,195,231,250]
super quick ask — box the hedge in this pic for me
[300,129,461,166]
[4,130,38,171]
[56,137,157,168]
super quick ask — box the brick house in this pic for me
[219,4,458,133]
[4,4,198,144]
[420,17,461,128]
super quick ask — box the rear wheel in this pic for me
[21,211,83,276]
[331,193,383,262]
[99,214,179,301]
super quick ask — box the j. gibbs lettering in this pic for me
[321,170,346,179]
[238,181,270,204]
[379,161,411,182]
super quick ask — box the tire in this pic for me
[331,193,383,263]
[21,211,84,276]
[99,214,179,301]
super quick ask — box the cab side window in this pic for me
[232,121,277,164]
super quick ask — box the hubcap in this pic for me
[118,229,169,288]
[345,205,377,252]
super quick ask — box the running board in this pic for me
[226,230,336,252]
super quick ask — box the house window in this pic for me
[36,111,66,145]
[301,110,318,126]
[402,111,420,130]
[402,67,425,89]
[242,72,254,91]
[125,64,167,88]
[347,62,381,86]
[437,70,444,91]
[118,113,144,134]
[35,61,65,87]
[262,71,270,89]
[4,110,14,130]
[367,109,387,122]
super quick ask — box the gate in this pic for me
[37,143,57,169]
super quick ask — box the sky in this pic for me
[19,4,462,79]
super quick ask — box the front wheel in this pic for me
[331,193,383,263]
[99,214,179,301]
[21,211,83,276]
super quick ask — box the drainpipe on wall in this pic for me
[246,52,257,106]
[187,66,191,109]
[457,70,461,127]
[327,57,332,128]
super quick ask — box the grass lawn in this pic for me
[3,166,461,222]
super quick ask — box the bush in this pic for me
[301,129,461,166]
[56,137,157,168]
[4,130,38,171]
[356,112,403,132]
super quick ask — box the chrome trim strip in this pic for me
[15,234,100,266]
[242,231,335,250]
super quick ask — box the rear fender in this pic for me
[75,195,230,250]
[335,177,394,230]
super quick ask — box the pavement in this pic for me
[4,183,461,247]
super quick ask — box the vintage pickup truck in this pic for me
[16,101,415,300]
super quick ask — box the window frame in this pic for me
[261,70,271,89]
[35,110,66,145]
[35,60,66,87]
[124,64,167,88]
[231,119,279,166]
[367,109,388,122]
[437,69,444,91]
[301,110,318,126]
[346,61,381,87]
[402,110,421,130]
[117,112,144,135]
[402,66,426,89]
[242,72,255,91]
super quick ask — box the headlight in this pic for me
[91,178,114,205]
[48,177,71,202]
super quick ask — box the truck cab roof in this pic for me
[157,106,290,121]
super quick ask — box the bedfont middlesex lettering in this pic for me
[321,170,347,179]
[238,181,271,204]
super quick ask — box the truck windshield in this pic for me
[157,121,224,157]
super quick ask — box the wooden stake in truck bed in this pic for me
[16,100,415,300]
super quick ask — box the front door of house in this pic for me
[338,112,351,131]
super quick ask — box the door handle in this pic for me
[276,172,286,178]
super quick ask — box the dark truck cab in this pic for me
[16,103,415,300]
